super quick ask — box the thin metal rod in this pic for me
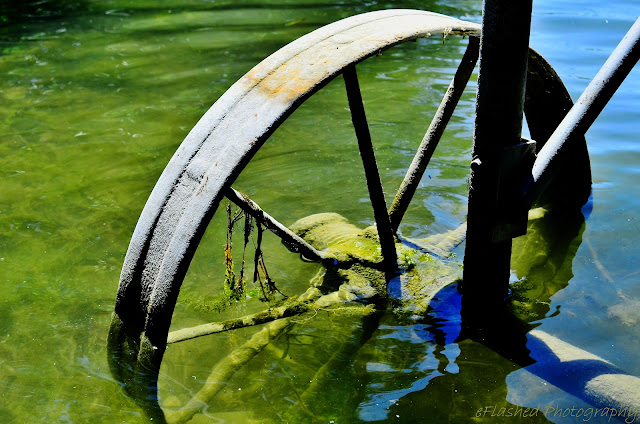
[388,36,480,233]
[524,16,640,207]
[225,187,325,262]
[343,65,397,270]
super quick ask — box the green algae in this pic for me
[289,212,464,316]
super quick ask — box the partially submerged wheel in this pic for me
[107,8,588,419]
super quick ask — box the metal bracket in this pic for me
[492,137,536,242]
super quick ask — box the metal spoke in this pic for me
[388,36,480,233]
[225,187,325,262]
[343,65,397,271]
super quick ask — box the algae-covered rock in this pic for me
[289,212,464,316]
[289,212,384,267]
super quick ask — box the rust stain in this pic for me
[244,62,319,104]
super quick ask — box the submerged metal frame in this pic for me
[106,7,624,420]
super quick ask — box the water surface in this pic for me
[1,0,639,422]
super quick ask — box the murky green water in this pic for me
[1,0,639,422]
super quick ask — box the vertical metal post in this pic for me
[461,0,533,310]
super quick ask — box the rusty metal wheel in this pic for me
[106,9,585,419]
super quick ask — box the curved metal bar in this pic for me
[108,9,482,378]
